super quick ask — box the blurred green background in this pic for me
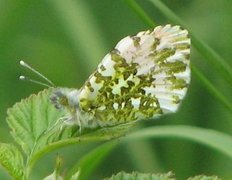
[1,0,232,179]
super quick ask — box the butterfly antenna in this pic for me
[19,60,55,87]
[19,76,52,88]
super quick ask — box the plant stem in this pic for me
[124,0,156,27]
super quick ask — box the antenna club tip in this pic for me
[19,75,26,80]
[19,60,55,87]
[19,60,26,65]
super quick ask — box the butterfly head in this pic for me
[50,88,80,113]
[50,88,97,129]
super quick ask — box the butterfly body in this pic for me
[51,25,191,129]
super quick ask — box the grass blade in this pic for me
[48,0,107,71]
[124,0,156,27]
[192,67,232,112]
[123,125,232,159]
[66,141,117,180]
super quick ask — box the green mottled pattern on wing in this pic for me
[78,25,190,126]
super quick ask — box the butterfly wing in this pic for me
[78,24,190,126]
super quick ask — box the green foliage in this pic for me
[105,171,175,180]
[123,125,232,159]
[7,88,66,156]
[2,89,130,179]
[104,172,221,180]
[1,0,232,179]
[187,175,221,180]
[43,156,63,180]
[0,143,24,179]
[66,141,117,180]
[1,89,229,179]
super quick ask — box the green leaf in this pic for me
[123,125,232,159]
[43,173,63,180]
[6,88,65,156]
[104,172,221,180]
[6,88,133,178]
[187,175,221,180]
[0,143,24,179]
[70,171,80,180]
[67,141,117,180]
[66,126,232,178]
[6,88,78,177]
[43,156,63,180]
[104,171,175,180]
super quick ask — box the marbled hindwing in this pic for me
[78,24,191,126]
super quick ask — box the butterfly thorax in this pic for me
[50,88,98,129]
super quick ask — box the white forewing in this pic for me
[54,24,191,128]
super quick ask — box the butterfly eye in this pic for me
[50,94,62,109]
[50,90,68,109]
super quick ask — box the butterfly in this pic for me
[49,24,191,130]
